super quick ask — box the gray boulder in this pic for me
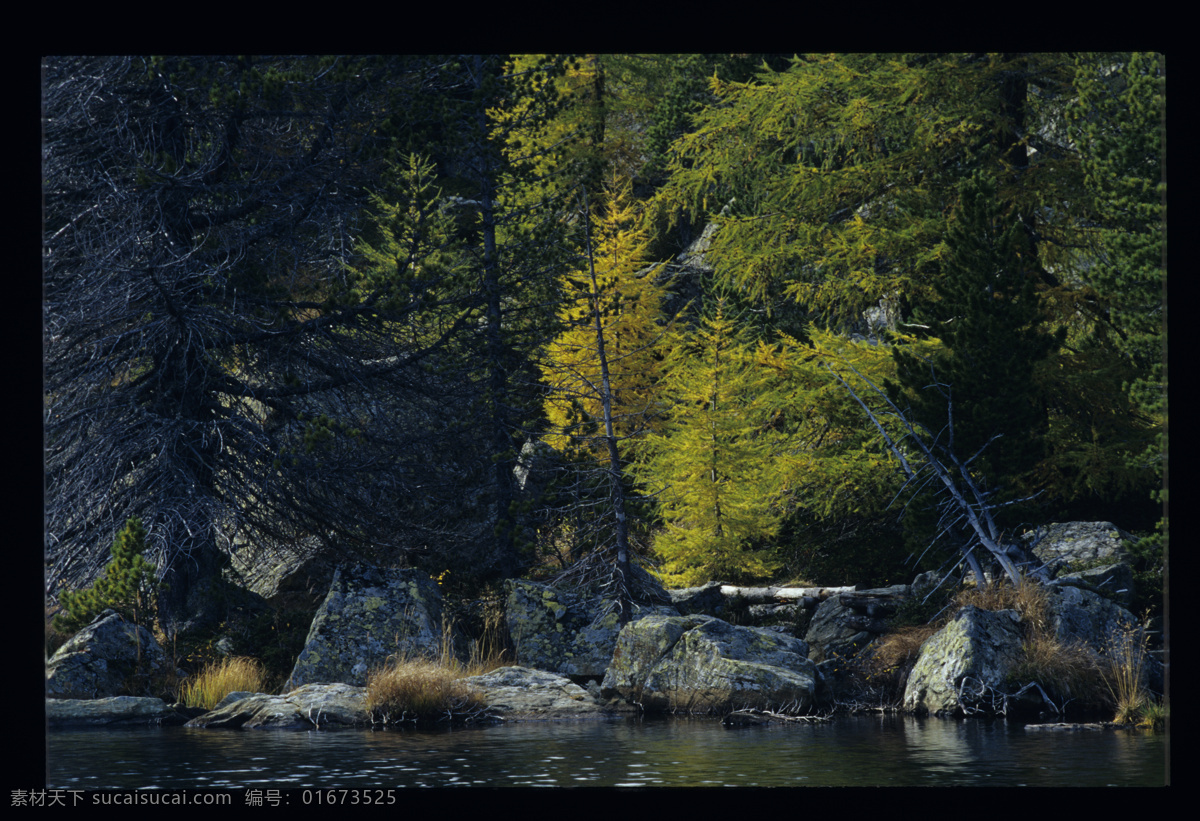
[463,666,633,719]
[284,564,456,689]
[903,605,1025,716]
[186,683,370,729]
[1023,522,1135,575]
[47,696,187,728]
[669,582,730,618]
[1046,583,1138,652]
[505,579,677,678]
[601,614,822,714]
[805,584,910,662]
[228,533,337,601]
[1058,562,1137,606]
[46,610,171,699]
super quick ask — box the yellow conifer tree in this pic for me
[540,175,671,462]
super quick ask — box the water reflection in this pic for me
[47,716,1166,789]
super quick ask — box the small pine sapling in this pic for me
[55,517,161,635]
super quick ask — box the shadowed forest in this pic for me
[44,54,1164,637]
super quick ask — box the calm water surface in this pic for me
[47,715,1167,789]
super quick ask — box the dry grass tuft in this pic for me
[366,657,484,721]
[1102,617,1161,727]
[956,578,1050,629]
[862,624,940,703]
[366,615,507,725]
[179,656,268,710]
[1007,631,1107,708]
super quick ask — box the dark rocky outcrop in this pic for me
[602,614,822,714]
[285,564,457,690]
[46,610,171,699]
[505,579,677,678]
[47,696,190,728]
[46,521,1159,726]
[805,584,912,662]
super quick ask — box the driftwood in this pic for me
[723,709,832,726]
[719,585,855,605]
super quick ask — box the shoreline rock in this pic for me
[47,696,192,728]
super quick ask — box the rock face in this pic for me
[1046,584,1137,652]
[47,696,188,728]
[46,610,171,699]
[903,605,1025,715]
[602,615,822,714]
[505,579,677,678]
[228,533,337,601]
[668,582,731,618]
[805,584,911,662]
[186,683,371,729]
[285,564,454,690]
[1023,522,1134,573]
[464,666,633,719]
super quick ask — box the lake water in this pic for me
[46,715,1167,789]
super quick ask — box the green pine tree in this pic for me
[886,173,1065,563]
[1070,53,1166,497]
[55,517,161,635]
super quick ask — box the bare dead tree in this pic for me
[820,353,1051,588]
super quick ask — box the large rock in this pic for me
[463,666,634,719]
[186,683,370,729]
[46,610,171,699]
[228,533,337,601]
[1046,583,1138,652]
[1023,522,1135,574]
[47,696,188,728]
[1058,562,1138,606]
[669,582,731,618]
[601,615,822,714]
[805,584,910,662]
[903,605,1025,716]
[505,579,677,678]
[285,564,456,689]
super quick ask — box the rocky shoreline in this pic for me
[47,522,1164,731]
[47,666,635,730]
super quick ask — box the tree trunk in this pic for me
[582,187,634,624]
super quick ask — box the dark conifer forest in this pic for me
[44,54,1164,631]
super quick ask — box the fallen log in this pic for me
[719,585,855,604]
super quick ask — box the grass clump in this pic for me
[1102,617,1164,729]
[179,656,268,710]
[862,624,939,704]
[366,616,506,726]
[1005,631,1106,710]
[366,657,485,724]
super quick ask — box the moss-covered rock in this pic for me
[601,614,822,714]
[902,605,1025,715]
[46,610,171,698]
[284,564,457,689]
[185,683,371,729]
[505,579,677,678]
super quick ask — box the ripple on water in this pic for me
[46,716,1167,789]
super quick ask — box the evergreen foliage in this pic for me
[1069,53,1166,501]
[55,517,160,635]
[889,172,1065,496]
[44,54,1165,608]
